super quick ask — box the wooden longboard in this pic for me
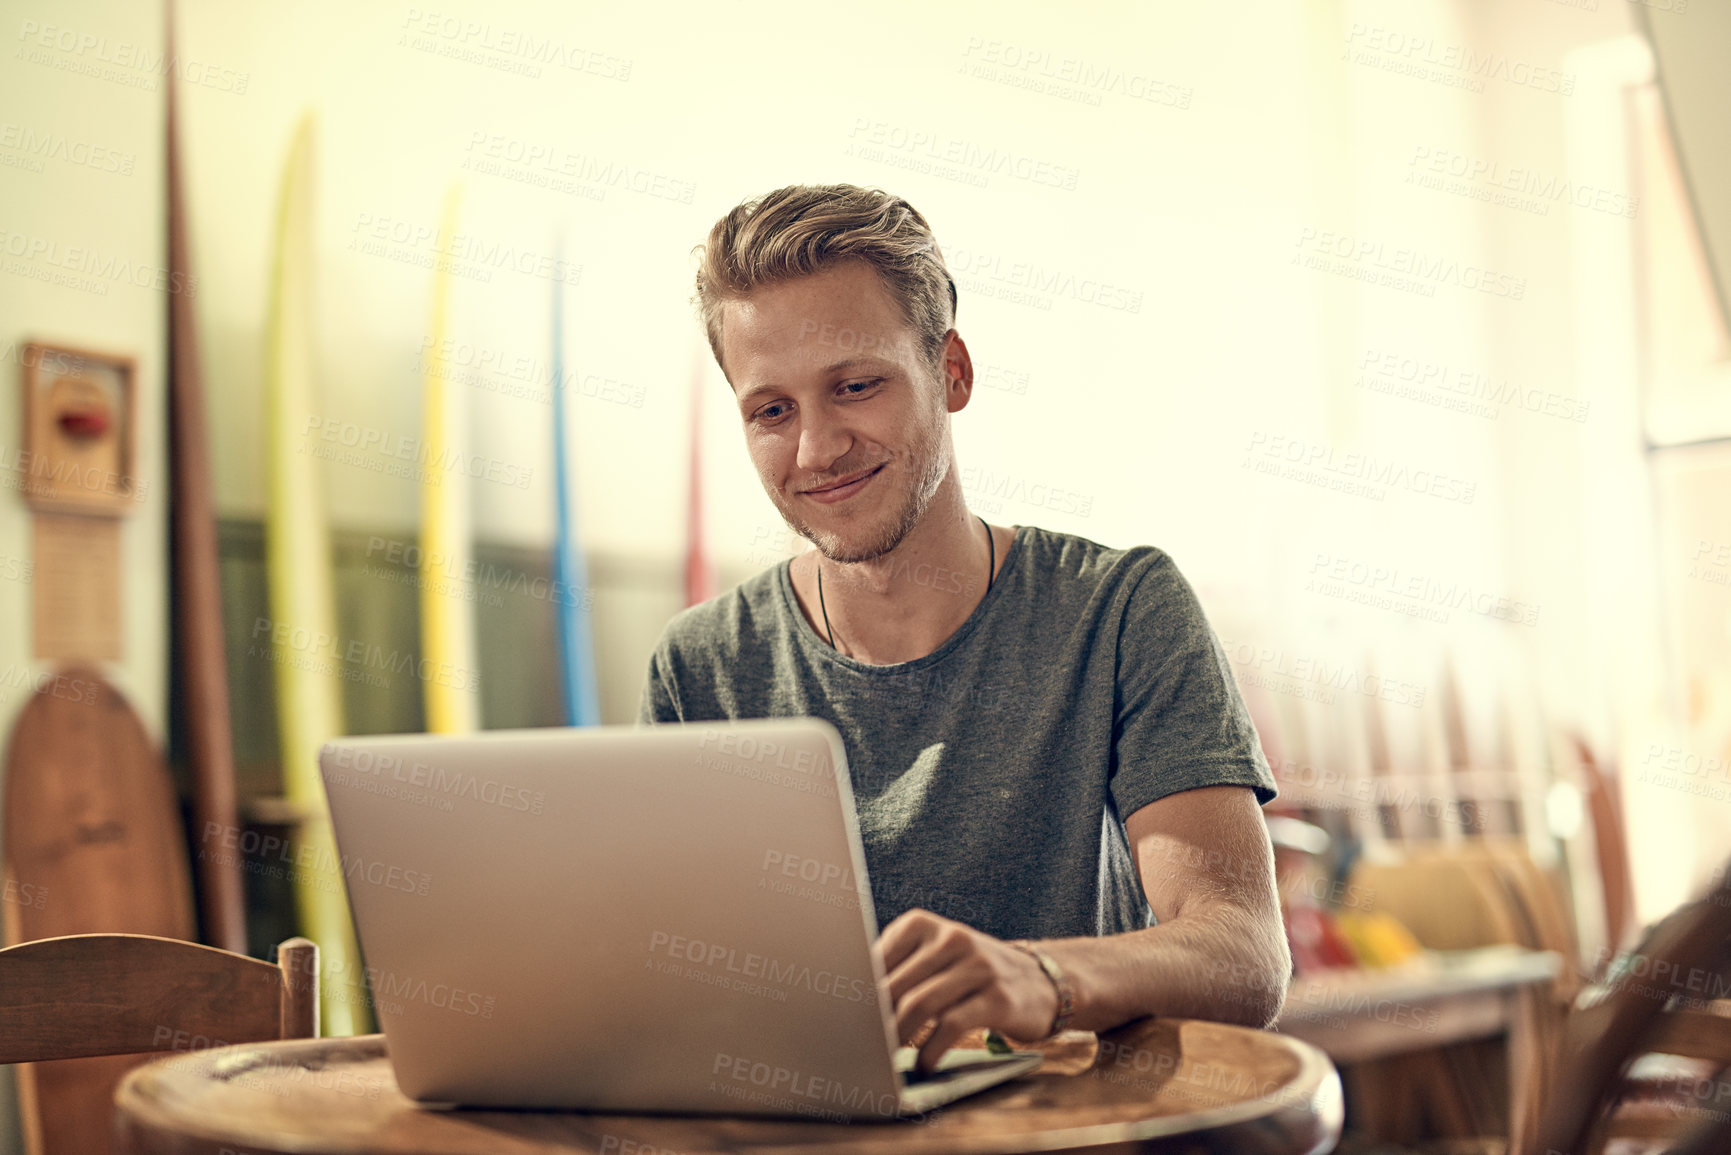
[167,0,246,953]
[2,667,196,1155]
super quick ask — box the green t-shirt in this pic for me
[636,524,1276,940]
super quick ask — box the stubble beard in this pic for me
[774,413,951,567]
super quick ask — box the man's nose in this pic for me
[795,417,851,474]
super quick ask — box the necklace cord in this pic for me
[817,516,994,652]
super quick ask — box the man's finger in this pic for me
[917,991,1001,1075]
[876,908,941,972]
[895,964,991,1045]
[884,926,972,1007]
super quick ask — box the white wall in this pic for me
[1,0,1718,1147]
[167,0,1648,773]
[0,0,171,1144]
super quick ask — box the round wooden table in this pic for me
[114,1018,1342,1154]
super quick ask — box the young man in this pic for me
[638,184,1289,1074]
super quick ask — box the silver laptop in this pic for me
[317,717,1042,1119]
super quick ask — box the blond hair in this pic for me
[693,183,957,380]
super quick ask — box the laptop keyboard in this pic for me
[894,1047,1020,1087]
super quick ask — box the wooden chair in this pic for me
[0,933,318,1155]
[1332,865,1731,1155]
[1568,732,1639,965]
[1518,861,1731,1155]
[1341,656,1577,1145]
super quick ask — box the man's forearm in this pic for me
[1035,904,1290,1033]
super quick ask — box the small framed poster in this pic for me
[17,341,140,516]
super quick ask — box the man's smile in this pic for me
[802,463,885,504]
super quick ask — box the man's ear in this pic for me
[939,329,974,412]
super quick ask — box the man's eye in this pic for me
[757,403,788,422]
[842,379,881,396]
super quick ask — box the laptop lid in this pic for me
[319,718,1019,1118]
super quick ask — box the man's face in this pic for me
[719,261,961,564]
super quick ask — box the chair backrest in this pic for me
[0,933,318,1064]
[1523,861,1731,1155]
[1569,733,1637,962]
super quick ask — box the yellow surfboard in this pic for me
[263,113,369,1035]
[419,182,478,735]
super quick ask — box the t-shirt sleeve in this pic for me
[636,645,682,725]
[1108,552,1277,820]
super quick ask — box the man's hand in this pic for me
[867,788,1287,1077]
[875,908,1057,1075]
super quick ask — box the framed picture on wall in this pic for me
[16,341,140,516]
